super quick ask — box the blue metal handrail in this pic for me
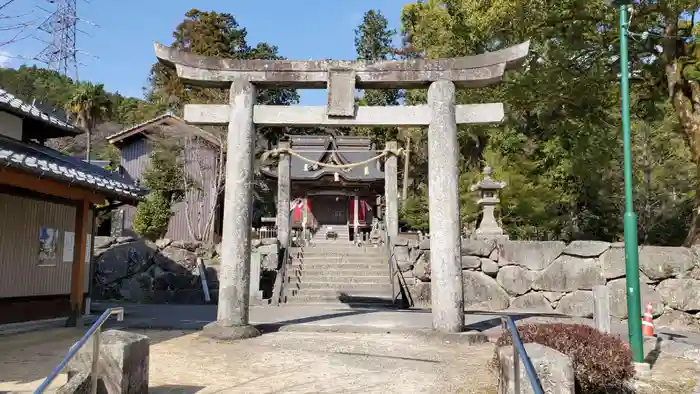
[34,307,124,394]
[502,316,544,394]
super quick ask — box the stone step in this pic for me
[290,268,390,277]
[300,248,389,260]
[284,288,393,298]
[287,275,389,285]
[297,252,386,259]
[283,294,394,305]
[290,263,388,270]
[288,271,389,284]
[295,256,385,263]
[287,282,391,291]
[296,246,385,253]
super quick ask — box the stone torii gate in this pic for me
[153,41,529,339]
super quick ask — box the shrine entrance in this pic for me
[153,40,529,339]
[311,195,348,226]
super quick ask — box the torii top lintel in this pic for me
[153,41,530,89]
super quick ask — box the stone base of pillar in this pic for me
[202,319,261,341]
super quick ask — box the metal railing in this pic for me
[385,233,414,308]
[271,217,294,306]
[34,307,125,394]
[252,225,278,240]
[501,316,544,394]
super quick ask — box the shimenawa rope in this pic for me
[261,146,404,170]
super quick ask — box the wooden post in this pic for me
[69,199,89,327]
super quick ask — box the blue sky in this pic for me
[2,0,407,105]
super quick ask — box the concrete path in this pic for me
[92,302,700,347]
[0,328,499,394]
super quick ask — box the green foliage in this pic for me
[142,141,188,204]
[397,0,698,244]
[400,188,429,231]
[147,9,299,148]
[352,10,402,145]
[132,193,174,241]
[133,141,189,240]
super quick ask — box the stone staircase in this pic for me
[282,230,394,306]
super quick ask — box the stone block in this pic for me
[58,370,95,394]
[656,279,700,312]
[600,245,626,280]
[413,252,431,281]
[606,278,663,318]
[562,240,610,258]
[65,330,149,394]
[497,266,534,296]
[419,239,431,250]
[481,258,499,277]
[498,343,575,394]
[532,255,604,292]
[461,239,496,257]
[498,241,565,270]
[655,310,700,333]
[461,255,481,269]
[639,246,694,281]
[412,279,431,306]
[510,292,553,312]
[555,290,594,317]
[463,271,510,310]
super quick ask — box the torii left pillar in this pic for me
[202,79,261,340]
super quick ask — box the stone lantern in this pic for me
[470,166,508,240]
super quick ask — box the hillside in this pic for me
[0,65,161,161]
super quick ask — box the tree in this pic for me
[132,140,189,240]
[353,10,402,145]
[147,9,299,137]
[65,82,112,162]
[147,9,302,221]
[397,0,695,244]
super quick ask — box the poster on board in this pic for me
[62,232,93,264]
[86,234,92,263]
[63,231,75,263]
[38,226,58,265]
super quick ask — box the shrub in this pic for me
[133,192,173,241]
[495,323,633,393]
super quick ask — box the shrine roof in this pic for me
[260,135,384,182]
[0,134,147,202]
[0,87,82,139]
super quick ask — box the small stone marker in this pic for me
[593,285,611,333]
[498,343,574,394]
[64,330,150,394]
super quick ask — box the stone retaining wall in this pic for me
[394,239,700,330]
[92,236,279,304]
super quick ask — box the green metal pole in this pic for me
[618,4,644,363]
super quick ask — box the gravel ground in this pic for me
[0,328,498,394]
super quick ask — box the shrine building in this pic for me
[260,135,383,241]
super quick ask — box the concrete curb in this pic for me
[257,323,490,344]
[0,315,98,336]
[108,319,489,345]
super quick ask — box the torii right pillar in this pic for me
[428,80,464,332]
